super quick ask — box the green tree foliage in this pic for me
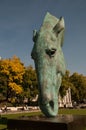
[70,72,86,103]
[60,71,86,103]
[60,70,73,97]
[0,73,8,102]
[22,66,38,101]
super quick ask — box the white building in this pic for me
[58,88,73,108]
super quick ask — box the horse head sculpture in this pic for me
[31,13,66,117]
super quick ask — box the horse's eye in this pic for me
[45,48,56,57]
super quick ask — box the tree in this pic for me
[70,72,86,103]
[0,73,8,102]
[59,70,73,97]
[22,65,38,102]
[0,56,25,103]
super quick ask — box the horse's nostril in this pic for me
[51,48,56,55]
[49,100,54,109]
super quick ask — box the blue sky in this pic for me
[0,0,86,75]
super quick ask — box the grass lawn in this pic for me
[0,109,86,129]
[59,108,86,115]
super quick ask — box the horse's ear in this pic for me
[53,17,65,37]
[33,30,38,43]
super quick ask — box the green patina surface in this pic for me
[31,12,66,117]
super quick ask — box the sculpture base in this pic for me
[7,115,86,130]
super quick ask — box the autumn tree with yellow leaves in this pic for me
[0,56,25,103]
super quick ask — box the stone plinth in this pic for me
[7,115,86,130]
